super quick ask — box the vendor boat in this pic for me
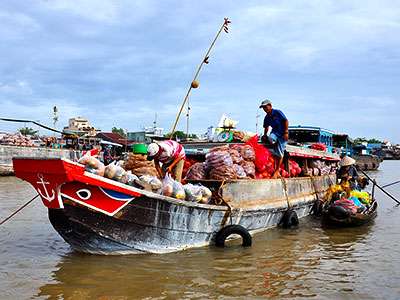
[13,155,337,255]
[321,199,378,227]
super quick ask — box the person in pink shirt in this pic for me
[147,140,186,182]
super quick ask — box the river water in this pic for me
[1,161,400,299]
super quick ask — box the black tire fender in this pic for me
[328,205,350,219]
[215,225,252,247]
[279,209,299,228]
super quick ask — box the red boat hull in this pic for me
[13,158,142,215]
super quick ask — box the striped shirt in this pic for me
[155,140,185,165]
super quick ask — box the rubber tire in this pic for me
[280,209,299,228]
[215,225,252,248]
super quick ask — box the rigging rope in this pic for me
[0,194,39,226]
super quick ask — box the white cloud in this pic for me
[0,0,400,142]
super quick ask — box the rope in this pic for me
[213,180,234,225]
[0,194,39,226]
[280,177,291,208]
[0,118,63,134]
[310,175,320,202]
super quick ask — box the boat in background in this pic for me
[322,199,377,227]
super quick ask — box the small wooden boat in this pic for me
[321,199,378,227]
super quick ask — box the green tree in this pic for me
[112,127,126,138]
[354,137,382,145]
[367,138,382,144]
[19,127,38,136]
[165,131,186,139]
[353,137,368,144]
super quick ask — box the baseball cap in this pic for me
[259,99,272,108]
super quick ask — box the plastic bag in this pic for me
[200,186,212,203]
[162,174,175,197]
[245,135,272,172]
[184,183,213,203]
[104,161,126,181]
[80,152,105,176]
[183,184,204,202]
[172,181,186,199]
[139,175,162,191]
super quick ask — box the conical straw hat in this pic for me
[340,156,356,167]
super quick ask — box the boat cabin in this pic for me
[333,133,353,156]
[288,126,334,153]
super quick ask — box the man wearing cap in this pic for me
[260,99,289,178]
[147,140,186,182]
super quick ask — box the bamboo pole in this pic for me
[170,18,231,136]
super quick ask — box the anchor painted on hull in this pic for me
[36,173,55,202]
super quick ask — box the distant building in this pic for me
[63,117,99,137]
[96,132,132,147]
[127,126,165,143]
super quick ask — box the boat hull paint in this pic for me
[50,175,335,254]
[12,157,336,255]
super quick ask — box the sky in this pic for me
[0,0,399,142]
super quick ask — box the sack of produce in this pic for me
[289,160,302,177]
[310,143,327,151]
[245,135,272,172]
[228,148,244,164]
[133,166,159,177]
[241,161,256,178]
[186,162,206,180]
[123,153,159,177]
[233,164,247,179]
[205,151,233,169]
[231,144,255,162]
[209,145,230,153]
[209,165,236,180]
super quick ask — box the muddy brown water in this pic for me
[1,161,400,299]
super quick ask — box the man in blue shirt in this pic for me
[260,99,289,178]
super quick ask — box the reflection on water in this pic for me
[2,161,400,299]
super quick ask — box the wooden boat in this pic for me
[321,199,378,227]
[13,157,337,255]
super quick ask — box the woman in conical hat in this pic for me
[337,156,359,190]
[339,156,356,167]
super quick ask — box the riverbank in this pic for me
[0,145,81,175]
